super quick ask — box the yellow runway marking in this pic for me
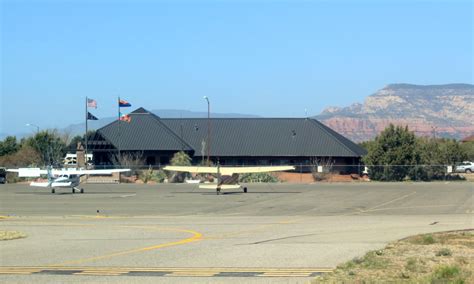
[169,272,217,276]
[49,227,202,266]
[260,273,312,276]
[0,267,334,271]
[0,266,333,277]
[75,272,126,275]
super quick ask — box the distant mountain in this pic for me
[315,84,474,142]
[62,109,261,137]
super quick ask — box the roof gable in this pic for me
[97,108,192,151]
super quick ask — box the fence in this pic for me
[4,164,470,184]
[91,163,468,183]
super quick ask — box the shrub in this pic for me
[110,152,144,177]
[139,167,167,183]
[436,248,452,257]
[0,145,41,173]
[360,251,389,269]
[168,151,192,183]
[312,172,330,181]
[405,258,420,272]
[423,234,436,245]
[239,173,279,183]
[432,265,461,280]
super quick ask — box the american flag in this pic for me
[87,98,97,108]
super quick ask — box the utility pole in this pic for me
[431,126,438,139]
[85,97,88,169]
[203,96,211,166]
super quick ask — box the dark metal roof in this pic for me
[96,108,366,157]
[97,109,193,151]
[162,118,366,157]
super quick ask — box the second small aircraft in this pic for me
[164,165,294,194]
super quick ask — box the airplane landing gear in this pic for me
[216,188,221,195]
[243,187,247,193]
[72,188,75,194]
[51,188,55,194]
[80,188,84,194]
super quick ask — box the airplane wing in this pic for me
[199,184,241,190]
[7,168,130,177]
[51,169,131,175]
[220,166,295,175]
[163,166,219,174]
[30,182,51,187]
[163,166,294,175]
[7,168,46,177]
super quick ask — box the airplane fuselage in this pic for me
[51,175,81,188]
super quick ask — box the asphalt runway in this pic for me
[0,182,473,283]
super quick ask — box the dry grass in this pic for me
[0,230,26,241]
[459,173,474,182]
[313,230,473,283]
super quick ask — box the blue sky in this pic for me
[1,0,472,135]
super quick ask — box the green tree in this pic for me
[415,137,445,180]
[0,136,20,156]
[460,141,474,161]
[415,138,467,180]
[169,151,192,182]
[363,124,419,181]
[170,151,192,166]
[439,139,467,164]
[26,130,67,166]
[358,140,375,152]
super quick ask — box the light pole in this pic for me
[26,123,40,133]
[431,126,438,139]
[203,96,210,166]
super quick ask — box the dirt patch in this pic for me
[0,230,26,241]
[275,172,314,183]
[275,172,367,183]
[314,230,473,283]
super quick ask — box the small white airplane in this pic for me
[7,167,130,194]
[163,165,294,194]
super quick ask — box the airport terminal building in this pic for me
[88,107,366,172]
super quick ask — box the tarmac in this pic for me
[0,182,473,283]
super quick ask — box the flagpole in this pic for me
[85,96,88,169]
[118,96,121,162]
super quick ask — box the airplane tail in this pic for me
[46,166,54,187]
[216,163,222,186]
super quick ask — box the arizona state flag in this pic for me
[119,113,131,123]
[87,112,98,120]
[119,99,131,107]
